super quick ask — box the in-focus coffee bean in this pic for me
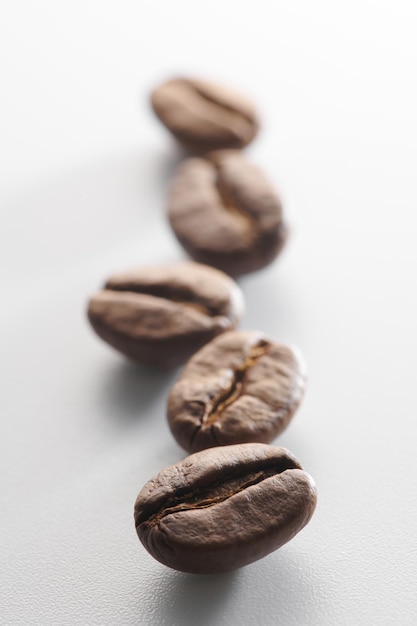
[134,443,317,574]
[167,330,306,452]
[168,151,287,276]
[87,262,244,368]
[151,77,259,152]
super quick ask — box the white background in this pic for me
[1,1,417,624]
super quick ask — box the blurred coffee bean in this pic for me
[151,77,259,152]
[87,262,244,367]
[168,151,287,276]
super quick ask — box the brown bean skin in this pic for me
[167,330,306,452]
[151,77,259,152]
[87,262,244,368]
[134,443,317,574]
[168,152,287,276]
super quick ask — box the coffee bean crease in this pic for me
[134,444,317,574]
[87,262,243,367]
[202,339,271,426]
[168,153,287,275]
[168,331,306,451]
[138,456,297,530]
[151,77,259,152]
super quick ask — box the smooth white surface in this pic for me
[1,2,417,624]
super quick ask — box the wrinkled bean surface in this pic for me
[134,443,317,574]
[168,330,306,452]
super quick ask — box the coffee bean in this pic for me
[167,330,306,452]
[151,77,259,152]
[87,262,244,368]
[134,443,317,574]
[168,151,287,276]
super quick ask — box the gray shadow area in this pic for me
[163,572,237,626]
[141,569,238,626]
[97,359,179,425]
[243,550,327,626]
[157,141,187,183]
[137,549,324,626]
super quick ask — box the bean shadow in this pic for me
[138,548,324,626]
[156,142,187,185]
[144,569,238,626]
[97,359,179,426]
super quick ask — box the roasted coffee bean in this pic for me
[168,151,287,276]
[167,330,306,452]
[134,443,317,574]
[151,77,259,153]
[87,262,243,368]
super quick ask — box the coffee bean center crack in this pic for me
[107,283,222,317]
[138,456,297,529]
[202,340,271,426]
